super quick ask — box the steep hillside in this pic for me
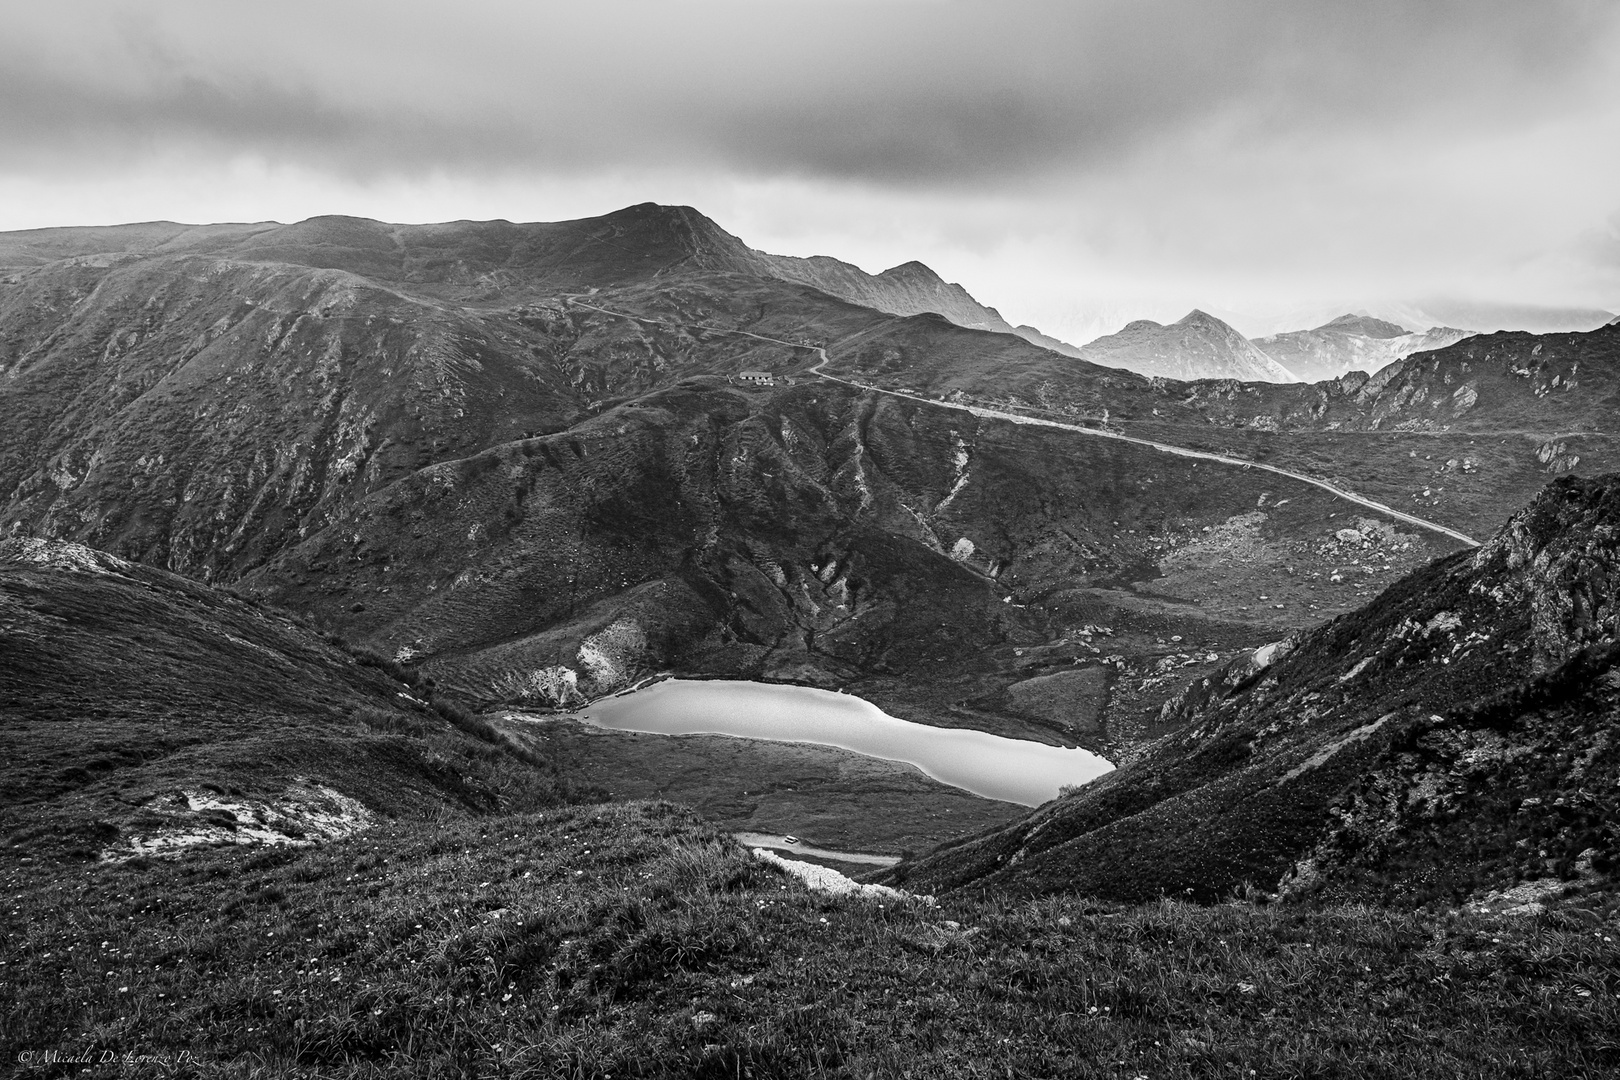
[0,537,574,864]
[897,474,1620,908]
[1254,315,1473,382]
[1077,310,1300,382]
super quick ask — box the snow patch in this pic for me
[751,848,923,902]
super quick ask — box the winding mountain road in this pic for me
[566,296,1481,548]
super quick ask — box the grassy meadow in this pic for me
[4,801,1616,1079]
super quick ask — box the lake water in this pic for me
[578,679,1113,806]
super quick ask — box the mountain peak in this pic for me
[877,260,946,284]
[1317,313,1412,338]
[1175,309,1236,332]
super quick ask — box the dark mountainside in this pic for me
[1077,309,1300,383]
[1253,314,1472,383]
[897,473,1620,909]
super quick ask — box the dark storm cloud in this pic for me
[2,0,1613,186]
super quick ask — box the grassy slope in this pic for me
[3,802,1616,1078]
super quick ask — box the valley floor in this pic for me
[3,802,1614,1079]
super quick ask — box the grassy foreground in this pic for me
[3,801,1616,1079]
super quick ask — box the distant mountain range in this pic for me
[0,207,1607,389]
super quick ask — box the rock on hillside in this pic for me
[0,537,569,862]
[1254,314,1473,383]
[1079,310,1300,383]
[895,473,1620,908]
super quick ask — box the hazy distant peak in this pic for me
[1175,309,1251,338]
[1317,313,1411,338]
[1079,307,1298,382]
[1252,313,1474,383]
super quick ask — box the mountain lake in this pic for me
[576,678,1113,806]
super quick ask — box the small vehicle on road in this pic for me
[782,835,800,845]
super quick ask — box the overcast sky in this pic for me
[3,0,1618,339]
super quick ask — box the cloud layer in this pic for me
[3,0,1618,335]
